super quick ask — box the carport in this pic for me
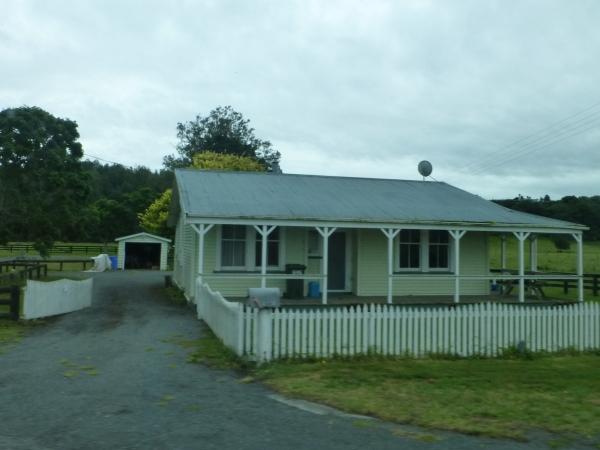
[115,232,171,270]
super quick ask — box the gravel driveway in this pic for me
[0,271,588,449]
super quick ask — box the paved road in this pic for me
[0,272,590,449]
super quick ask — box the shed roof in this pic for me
[173,169,585,231]
[115,232,172,243]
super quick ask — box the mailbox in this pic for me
[248,288,281,308]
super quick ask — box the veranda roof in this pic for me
[172,169,585,232]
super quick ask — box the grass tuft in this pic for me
[163,286,187,306]
[183,329,251,370]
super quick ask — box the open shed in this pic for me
[115,232,171,271]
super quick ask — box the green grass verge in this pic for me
[187,329,600,441]
[489,236,600,274]
[163,286,188,306]
[0,319,32,354]
[180,330,249,370]
[256,355,600,440]
[489,236,600,302]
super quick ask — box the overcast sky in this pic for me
[1,0,599,199]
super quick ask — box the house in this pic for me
[168,169,586,304]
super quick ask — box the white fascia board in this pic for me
[183,215,586,235]
[115,232,172,243]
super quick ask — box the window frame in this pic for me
[216,225,285,271]
[427,230,450,271]
[253,227,283,270]
[397,229,422,271]
[395,230,452,272]
[218,225,250,270]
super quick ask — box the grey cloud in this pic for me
[1,0,599,197]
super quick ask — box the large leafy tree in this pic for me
[140,151,266,237]
[0,106,89,255]
[163,106,281,170]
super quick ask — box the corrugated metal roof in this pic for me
[174,169,584,230]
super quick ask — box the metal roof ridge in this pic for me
[173,168,444,184]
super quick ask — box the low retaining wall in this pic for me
[22,278,93,319]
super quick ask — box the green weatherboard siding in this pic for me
[177,225,490,299]
[356,229,489,296]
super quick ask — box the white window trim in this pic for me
[395,230,453,272]
[216,225,286,271]
[428,230,451,272]
[251,227,286,271]
[397,229,422,272]
[216,225,249,271]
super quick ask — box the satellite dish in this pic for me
[418,160,433,178]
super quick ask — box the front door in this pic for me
[328,232,346,291]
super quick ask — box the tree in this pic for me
[192,151,266,171]
[163,106,281,170]
[141,152,266,236]
[0,106,88,255]
[138,189,173,238]
[494,195,600,241]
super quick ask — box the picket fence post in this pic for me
[256,308,273,363]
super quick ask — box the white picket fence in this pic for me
[195,281,600,362]
[196,281,244,354]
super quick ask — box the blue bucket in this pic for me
[109,256,118,270]
[308,281,320,298]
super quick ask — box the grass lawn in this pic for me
[489,236,600,302]
[489,235,600,273]
[0,319,26,354]
[256,356,600,441]
[187,330,600,443]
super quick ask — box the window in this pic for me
[399,230,420,269]
[218,225,284,270]
[428,230,449,269]
[307,230,321,256]
[255,228,280,267]
[221,225,246,267]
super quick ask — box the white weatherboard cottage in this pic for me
[115,232,171,271]
[169,169,587,305]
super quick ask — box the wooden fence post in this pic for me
[593,275,598,297]
[10,285,19,320]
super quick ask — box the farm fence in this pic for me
[0,286,20,320]
[195,281,600,363]
[0,243,117,255]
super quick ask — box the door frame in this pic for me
[328,230,353,293]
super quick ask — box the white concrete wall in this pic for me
[22,278,93,320]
